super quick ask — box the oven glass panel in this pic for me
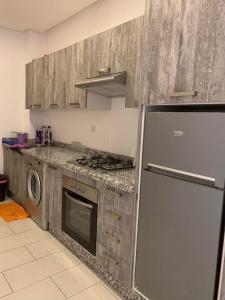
[62,188,97,256]
[65,193,92,243]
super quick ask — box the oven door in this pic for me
[62,188,98,256]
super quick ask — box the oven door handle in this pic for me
[65,192,93,210]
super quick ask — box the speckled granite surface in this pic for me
[20,146,135,193]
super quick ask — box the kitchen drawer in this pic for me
[97,243,132,286]
[98,226,133,264]
[103,186,134,216]
[101,207,133,238]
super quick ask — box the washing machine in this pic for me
[24,156,48,230]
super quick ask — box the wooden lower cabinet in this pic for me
[46,164,62,234]
[3,147,27,203]
[97,185,135,287]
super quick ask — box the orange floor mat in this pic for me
[0,200,29,222]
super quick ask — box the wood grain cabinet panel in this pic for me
[47,49,67,109]
[126,16,144,107]
[33,56,48,109]
[25,62,34,109]
[143,0,225,104]
[26,57,47,110]
[87,30,113,78]
[66,42,88,109]
[46,165,62,234]
[3,148,27,203]
[97,185,135,287]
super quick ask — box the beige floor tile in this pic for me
[4,250,80,291]
[0,273,11,297]
[8,219,40,234]
[1,279,65,300]
[52,263,99,298]
[0,247,34,272]
[69,282,120,300]
[0,217,7,226]
[0,225,13,239]
[26,237,65,259]
[0,229,49,254]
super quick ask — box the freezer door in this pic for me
[143,112,225,188]
[135,171,224,300]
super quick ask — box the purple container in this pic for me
[17,133,27,144]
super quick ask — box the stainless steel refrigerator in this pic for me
[135,106,225,300]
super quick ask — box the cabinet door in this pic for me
[143,0,221,104]
[47,165,62,234]
[206,1,225,103]
[66,42,87,109]
[33,56,47,109]
[87,30,112,78]
[47,49,67,109]
[25,62,34,109]
[172,0,215,104]
[7,149,18,196]
[126,16,144,107]
[97,185,135,287]
[143,0,182,104]
[17,153,27,203]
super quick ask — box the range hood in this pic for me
[75,71,127,98]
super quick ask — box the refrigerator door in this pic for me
[135,171,224,300]
[143,112,225,188]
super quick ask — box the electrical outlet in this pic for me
[90,125,96,133]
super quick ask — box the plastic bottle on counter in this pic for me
[47,126,52,145]
[35,127,42,145]
[41,126,46,145]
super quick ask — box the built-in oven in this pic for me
[62,176,98,256]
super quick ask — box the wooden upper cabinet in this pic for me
[87,30,113,78]
[143,0,183,104]
[47,48,67,109]
[126,16,144,107]
[143,0,225,104]
[25,62,34,109]
[26,56,47,110]
[26,16,144,110]
[85,17,143,107]
[66,41,88,109]
[33,56,48,109]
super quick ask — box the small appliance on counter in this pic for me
[10,132,28,144]
[35,126,52,146]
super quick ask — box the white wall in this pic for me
[46,0,145,52]
[0,27,26,171]
[29,0,145,157]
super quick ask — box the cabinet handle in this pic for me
[50,103,58,108]
[98,67,111,75]
[104,231,120,244]
[104,252,119,266]
[28,105,33,109]
[33,104,42,109]
[48,164,58,170]
[106,187,122,198]
[69,102,80,108]
[106,210,121,221]
[169,91,197,97]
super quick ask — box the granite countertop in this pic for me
[20,146,136,193]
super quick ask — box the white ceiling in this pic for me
[0,0,98,32]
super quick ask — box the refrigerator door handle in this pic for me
[145,163,216,187]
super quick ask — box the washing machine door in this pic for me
[28,169,41,206]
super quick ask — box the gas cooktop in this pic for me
[69,155,134,171]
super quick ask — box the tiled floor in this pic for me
[0,216,121,300]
